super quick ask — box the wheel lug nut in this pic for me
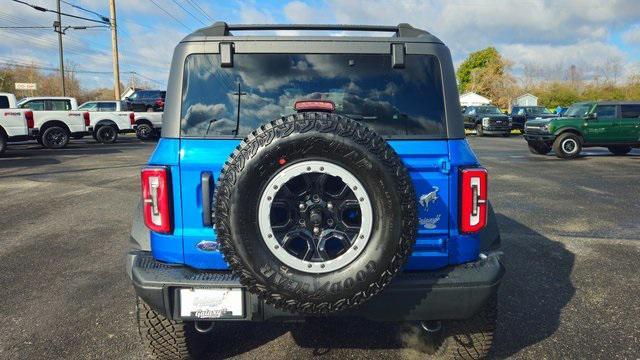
[327,202,333,210]
[313,195,320,202]
[299,203,305,211]
[313,227,320,234]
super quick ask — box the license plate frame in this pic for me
[178,288,245,320]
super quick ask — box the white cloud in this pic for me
[283,0,639,81]
[501,41,626,74]
[3,0,639,90]
[622,24,640,45]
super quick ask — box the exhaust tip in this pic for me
[419,320,442,333]
[194,321,214,334]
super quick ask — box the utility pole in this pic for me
[109,0,121,100]
[55,0,66,96]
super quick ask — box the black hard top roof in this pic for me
[182,22,443,43]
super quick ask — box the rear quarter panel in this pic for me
[33,111,87,132]
[1,110,28,137]
[91,112,133,130]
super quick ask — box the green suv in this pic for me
[524,101,640,159]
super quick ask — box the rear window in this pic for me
[0,96,9,109]
[20,100,45,111]
[50,100,71,111]
[180,53,446,138]
[99,102,117,111]
[621,104,640,118]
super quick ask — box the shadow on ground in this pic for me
[491,214,575,358]
[0,141,153,169]
[198,323,290,359]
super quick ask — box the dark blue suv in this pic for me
[128,22,504,359]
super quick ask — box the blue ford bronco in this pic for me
[127,22,504,359]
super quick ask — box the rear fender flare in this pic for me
[95,120,119,131]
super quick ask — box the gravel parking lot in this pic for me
[0,135,638,359]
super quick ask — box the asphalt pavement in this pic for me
[0,135,638,359]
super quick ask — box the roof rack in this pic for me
[193,22,432,38]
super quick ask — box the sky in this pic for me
[1,0,640,91]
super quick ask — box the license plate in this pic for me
[180,288,244,319]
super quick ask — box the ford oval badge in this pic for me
[196,241,218,252]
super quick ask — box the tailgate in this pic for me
[178,139,452,270]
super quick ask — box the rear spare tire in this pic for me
[214,112,417,314]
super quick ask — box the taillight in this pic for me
[460,168,488,233]
[129,112,135,125]
[155,99,164,107]
[83,112,90,126]
[25,111,34,129]
[141,167,172,233]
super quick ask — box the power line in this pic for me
[60,0,109,23]
[0,24,108,30]
[0,15,95,57]
[11,0,109,24]
[0,11,112,59]
[170,0,206,26]
[147,0,191,31]
[0,25,49,29]
[130,71,166,86]
[0,60,167,85]
[185,0,214,22]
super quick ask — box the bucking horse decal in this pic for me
[419,186,441,229]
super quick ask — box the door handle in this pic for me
[201,172,213,226]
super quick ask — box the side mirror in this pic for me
[124,97,130,101]
[503,111,508,115]
[588,113,597,119]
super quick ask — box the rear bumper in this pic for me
[127,250,504,322]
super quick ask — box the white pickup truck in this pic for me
[78,100,162,140]
[15,95,89,149]
[0,93,35,155]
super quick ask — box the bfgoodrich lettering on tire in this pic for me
[214,112,417,314]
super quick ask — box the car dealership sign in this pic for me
[15,82,37,90]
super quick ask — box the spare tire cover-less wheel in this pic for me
[214,112,417,314]
[96,125,118,143]
[41,126,69,149]
[0,132,6,156]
